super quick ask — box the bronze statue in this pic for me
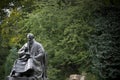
[7,33,47,80]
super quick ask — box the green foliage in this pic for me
[86,73,97,80]
[1,9,23,47]
[0,48,9,80]
[17,0,99,79]
[1,0,120,80]
[5,47,18,77]
[103,0,120,7]
[0,0,38,47]
[89,7,120,80]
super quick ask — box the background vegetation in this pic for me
[0,0,120,80]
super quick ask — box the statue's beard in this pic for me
[28,40,33,45]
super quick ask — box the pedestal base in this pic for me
[6,76,35,80]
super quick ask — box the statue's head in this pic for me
[27,33,34,43]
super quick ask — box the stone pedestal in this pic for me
[6,76,35,80]
[69,74,81,80]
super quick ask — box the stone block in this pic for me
[69,74,81,80]
[6,76,35,80]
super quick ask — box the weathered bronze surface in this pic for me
[7,33,47,80]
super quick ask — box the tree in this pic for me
[2,0,120,80]
[5,47,18,77]
[17,0,97,79]
[89,5,120,80]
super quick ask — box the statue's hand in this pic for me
[25,52,31,58]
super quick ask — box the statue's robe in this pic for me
[11,40,47,80]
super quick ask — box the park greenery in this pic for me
[0,0,120,80]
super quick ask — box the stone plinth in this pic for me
[6,76,35,80]
[69,74,81,80]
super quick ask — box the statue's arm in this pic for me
[34,44,45,59]
[18,44,27,57]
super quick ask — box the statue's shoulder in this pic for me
[34,41,45,51]
[34,40,42,46]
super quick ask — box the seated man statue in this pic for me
[8,33,47,80]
